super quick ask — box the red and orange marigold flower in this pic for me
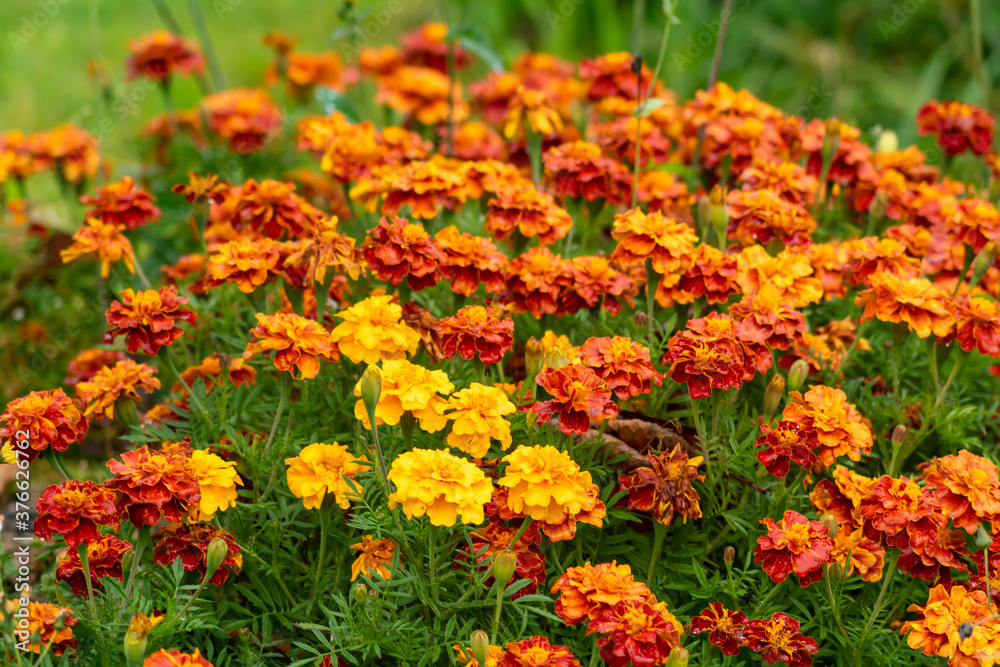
[105,446,200,527]
[579,336,661,400]
[231,178,323,239]
[436,305,514,365]
[691,603,749,656]
[916,100,995,156]
[946,293,1000,357]
[543,141,631,205]
[153,523,243,585]
[35,480,119,547]
[531,364,618,435]
[619,446,705,525]
[125,30,205,82]
[729,284,808,351]
[435,225,508,296]
[726,189,816,247]
[588,598,682,667]
[205,238,281,293]
[1,389,88,462]
[920,449,1000,533]
[754,510,834,587]
[75,359,160,419]
[610,208,698,274]
[19,602,78,655]
[504,246,574,318]
[655,244,740,307]
[855,271,955,339]
[243,312,338,380]
[859,475,943,549]
[500,636,582,667]
[144,649,215,667]
[362,216,445,290]
[103,286,197,356]
[781,385,873,469]
[755,421,819,478]
[486,185,573,246]
[744,612,819,667]
[55,533,132,598]
[350,159,467,220]
[80,176,160,230]
[60,218,136,279]
[902,584,1000,667]
[551,561,650,626]
[202,88,283,153]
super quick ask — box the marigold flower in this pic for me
[60,217,136,279]
[504,246,574,318]
[859,475,943,549]
[610,208,698,274]
[736,246,823,308]
[500,636,582,667]
[917,100,995,156]
[1,389,88,463]
[486,186,573,246]
[243,312,338,379]
[35,480,119,547]
[920,449,1000,533]
[285,442,369,510]
[690,603,749,656]
[231,178,324,239]
[351,159,468,220]
[551,561,650,625]
[64,349,129,386]
[443,383,516,458]
[726,189,816,247]
[202,88,282,153]
[451,122,506,161]
[754,420,819,478]
[809,466,878,529]
[353,359,454,432]
[831,526,885,582]
[189,449,242,521]
[350,535,397,581]
[76,359,161,419]
[268,51,350,99]
[174,354,256,395]
[543,141,631,205]
[729,284,808,351]
[579,336,661,400]
[843,237,921,287]
[33,124,101,184]
[20,602,77,655]
[80,176,160,230]
[502,85,565,138]
[580,51,655,100]
[55,533,132,598]
[946,293,1000,356]
[655,244,740,307]
[435,225,509,295]
[387,448,493,526]
[106,446,200,527]
[143,649,215,667]
[661,314,767,400]
[856,271,954,339]
[588,598,682,667]
[781,385,873,469]
[738,158,818,206]
[898,526,968,581]
[744,613,818,667]
[902,584,1000,666]
[532,364,618,435]
[754,510,834,587]
[499,444,605,541]
[204,238,280,293]
[125,30,204,82]
[376,65,465,126]
[620,446,705,525]
[103,287,197,356]
[437,305,514,365]
[360,216,445,289]
[564,256,635,317]
[152,523,242,586]
[330,295,420,365]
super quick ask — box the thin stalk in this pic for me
[174,569,212,622]
[133,260,152,289]
[645,258,658,329]
[187,0,225,90]
[690,396,708,470]
[934,350,969,410]
[46,450,71,481]
[926,337,940,397]
[490,571,505,644]
[647,520,667,582]
[263,372,292,458]
[858,551,899,646]
[124,526,151,597]
[971,0,987,107]
[160,347,207,416]
[427,525,440,604]
[707,0,733,88]
[317,269,336,323]
[823,564,849,642]
[527,128,543,185]
[309,502,332,612]
[77,544,99,622]
[751,578,786,616]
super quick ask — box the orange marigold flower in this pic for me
[590,115,672,167]
[444,383,516,458]
[551,561,650,626]
[945,293,1000,356]
[504,246,574,318]
[588,598,681,667]
[737,158,818,206]
[33,124,100,184]
[620,445,705,525]
[243,312,338,380]
[285,442,369,510]
[143,649,214,667]
[500,636,582,667]
[502,85,564,138]
[437,305,514,365]
[843,237,921,287]
[376,65,466,126]
[810,466,878,529]
[64,348,128,386]
[856,271,955,339]
[1,389,88,463]
[162,253,208,293]
[205,238,281,293]
[351,160,468,220]
[744,613,818,667]
[580,51,654,100]
[543,141,631,205]
[172,172,228,204]
[690,603,749,656]
[564,255,635,317]
[637,170,694,220]
[610,208,698,273]
[103,287,197,356]
[387,448,493,526]
[76,359,160,419]
[579,336,661,400]
[331,295,421,365]
[902,584,1000,666]
[729,284,807,351]
[859,475,944,549]
[898,526,968,581]
[307,115,383,182]
[485,186,573,246]
[451,122,506,161]
[60,217,135,279]
[920,449,1000,533]
[174,353,256,395]
[781,385,873,469]
[153,523,242,585]
[125,30,204,82]
[401,22,471,73]
[499,444,606,541]
[282,215,362,285]
[754,510,833,587]
[726,188,817,247]
[435,225,508,296]
[202,88,283,153]
[532,364,618,435]
[455,644,505,667]
[353,359,453,432]
[755,420,819,478]
[20,602,77,655]
[917,100,995,156]
[361,216,445,289]
[268,51,351,99]
[231,178,324,239]
[831,526,885,583]
[80,176,160,230]
[106,446,200,527]
[55,533,132,598]
[655,244,740,307]
[35,480,119,547]
[350,535,397,581]
[736,245,823,308]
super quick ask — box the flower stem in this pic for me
[187,0,225,91]
[858,551,899,647]
[490,569,505,645]
[427,525,440,604]
[46,450,71,481]
[925,337,940,397]
[263,372,292,458]
[751,578,785,616]
[527,128,542,185]
[124,525,151,598]
[647,520,667,582]
[77,544,99,621]
[645,259,658,329]
[309,501,332,613]
[174,569,212,623]
[934,350,969,410]
[690,395,708,471]
[824,564,849,642]
[159,347,207,416]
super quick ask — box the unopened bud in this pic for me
[367,589,378,601]
[470,630,490,667]
[819,514,838,540]
[958,622,975,642]
[708,185,728,232]
[634,311,649,330]
[826,560,843,584]
[970,242,999,291]
[723,546,735,565]
[697,196,711,233]
[360,366,382,419]
[525,338,545,377]
[891,424,907,446]
[822,119,843,158]
[868,192,890,222]
[545,349,569,371]
[493,549,518,585]
[205,537,228,579]
[53,610,68,631]
[787,359,810,393]
[973,523,994,551]
[352,582,368,604]
[124,612,162,665]
[400,411,416,450]
[664,646,689,667]
[875,129,898,155]
[762,375,785,420]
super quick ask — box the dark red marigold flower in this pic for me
[500,636,582,667]
[103,286,197,356]
[231,178,324,239]
[579,336,661,400]
[55,533,133,598]
[690,602,749,656]
[755,420,819,478]
[587,598,682,667]
[503,246,574,318]
[463,522,546,601]
[744,612,819,667]
[898,527,968,581]
[105,446,201,527]
[858,475,944,549]
[754,510,834,587]
[362,216,445,291]
[579,51,655,100]
[944,294,1000,357]
[916,100,995,157]
[619,445,705,525]
[436,305,514,365]
[125,30,205,82]
[661,336,748,400]
[1,389,89,463]
[80,176,161,230]
[35,480,120,548]
[531,365,618,435]
[152,523,243,585]
[543,141,631,205]
[435,225,508,296]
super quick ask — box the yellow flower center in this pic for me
[780,522,814,551]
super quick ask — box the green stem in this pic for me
[824,564,849,642]
[690,395,708,471]
[187,0,225,91]
[490,568,505,644]
[77,544,99,621]
[645,258,658,330]
[751,578,786,616]
[133,259,152,289]
[925,337,940,397]
[174,570,211,623]
[427,525,440,604]
[124,526,151,598]
[309,501,332,612]
[647,521,667,582]
[971,0,987,106]
[46,450,71,481]
[317,269,337,323]
[263,372,292,458]
[934,350,969,410]
[160,347,208,416]
[859,551,899,644]
[527,128,542,186]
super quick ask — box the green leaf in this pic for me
[458,36,505,72]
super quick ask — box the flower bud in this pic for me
[664,646,689,667]
[868,192,890,223]
[546,348,569,371]
[400,411,416,450]
[822,119,842,158]
[470,630,490,667]
[723,546,735,565]
[819,514,838,540]
[367,589,378,601]
[826,560,843,584]
[634,311,649,330]
[352,582,368,604]
[875,129,898,155]
[697,196,711,234]
[891,424,907,446]
[124,613,162,665]
[970,242,998,291]
[786,359,810,393]
[525,338,545,377]
[360,365,382,419]
[973,523,994,551]
[958,622,975,642]
[762,375,785,420]
[708,185,728,236]
[205,537,229,578]
[493,549,518,585]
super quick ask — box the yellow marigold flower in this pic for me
[499,444,606,541]
[502,85,564,138]
[353,359,454,432]
[189,449,242,521]
[1,442,16,465]
[331,295,421,365]
[59,217,136,279]
[387,448,493,526]
[205,238,280,293]
[444,383,516,458]
[285,442,370,510]
[902,584,1000,665]
[736,245,823,308]
[350,535,397,580]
